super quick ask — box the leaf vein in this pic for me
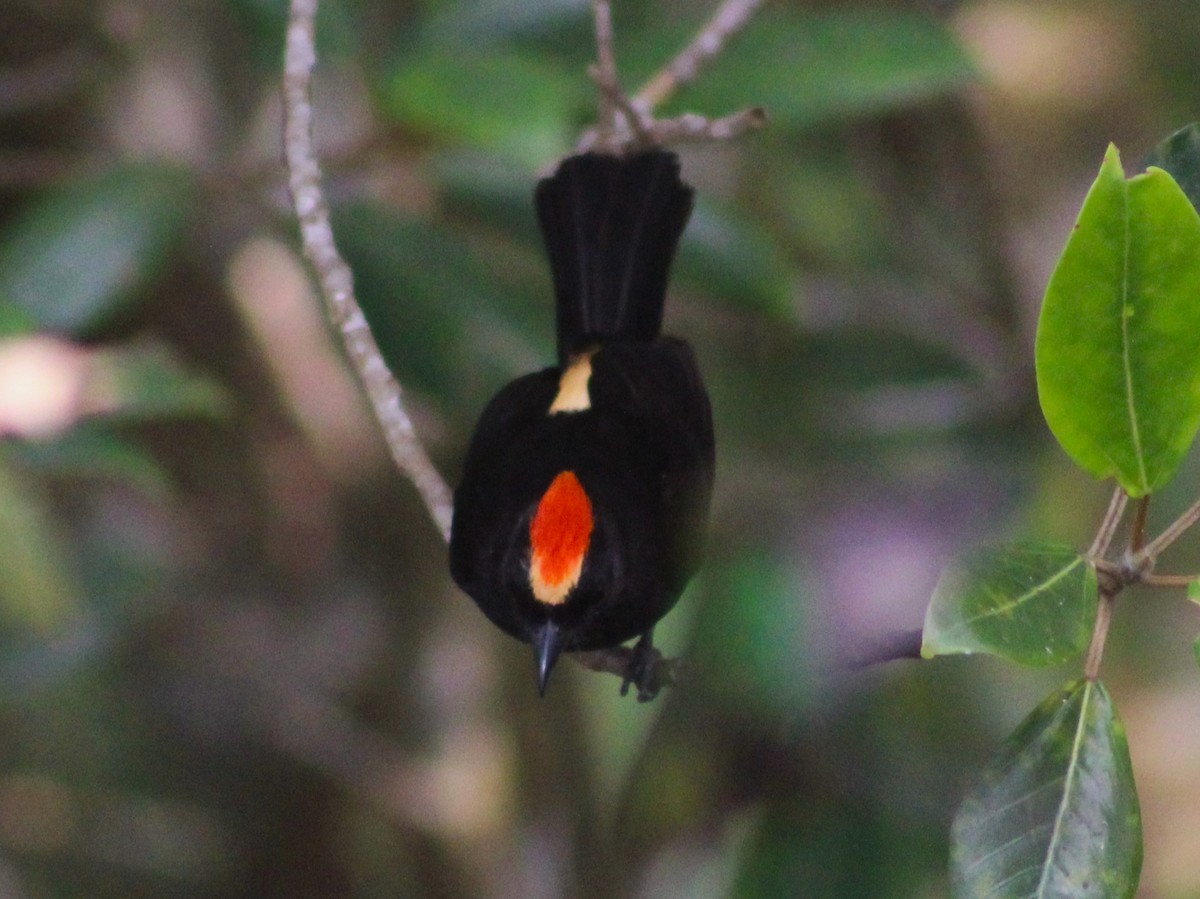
[1034,682,1092,898]
[951,558,1083,633]
[1118,177,1149,491]
[961,820,1054,874]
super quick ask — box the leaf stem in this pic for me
[1135,494,1200,565]
[1087,486,1128,560]
[1084,588,1115,681]
[1140,573,1200,588]
[1130,495,1150,553]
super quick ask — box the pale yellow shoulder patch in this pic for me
[548,351,595,414]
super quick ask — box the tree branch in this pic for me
[1135,493,1200,567]
[283,0,768,697]
[283,0,453,541]
[578,0,767,154]
[591,0,620,140]
[634,0,766,109]
[1087,485,1128,560]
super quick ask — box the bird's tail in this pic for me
[534,151,694,360]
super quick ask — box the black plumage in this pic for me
[449,150,714,696]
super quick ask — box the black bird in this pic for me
[449,150,715,698]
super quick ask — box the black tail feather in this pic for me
[535,151,694,359]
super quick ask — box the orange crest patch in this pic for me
[529,471,593,605]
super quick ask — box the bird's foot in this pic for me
[620,631,666,702]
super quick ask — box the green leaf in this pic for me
[1146,122,1200,215]
[1036,145,1200,497]
[0,165,194,334]
[951,680,1142,899]
[628,10,975,130]
[0,454,81,632]
[384,48,578,164]
[922,541,1096,667]
[1188,579,1200,605]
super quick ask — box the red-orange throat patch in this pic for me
[529,471,593,605]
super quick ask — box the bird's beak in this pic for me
[534,622,565,696]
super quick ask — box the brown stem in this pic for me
[591,0,619,139]
[1135,494,1200,566]
[1084,589,1116,681]
[1130,495,1150,554]
[1140,573,1200,588]
[1087,485,1128,560]
[588,65,652,147]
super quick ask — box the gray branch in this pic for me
[283,0,453,541]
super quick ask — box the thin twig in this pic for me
[646,107,767,143]
[588,64,653,148]
[1141,573,1200,588]
[634,0,766,109]
[1087,485,1128,560]
[283,0,453,541]
[1135,494,1200,567]
[576,0,767,154]
[591,0,619,139]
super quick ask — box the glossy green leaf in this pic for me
[951,680,1142,899]
[0,165,193,334]
[1036,145,1200,497]
[384,48,578,164]
[1146,122,1200,214]
[922,542,1096,667]
[0,454,80,632]
[628,10,974,129]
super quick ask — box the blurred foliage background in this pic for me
[3,0,1200,896]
